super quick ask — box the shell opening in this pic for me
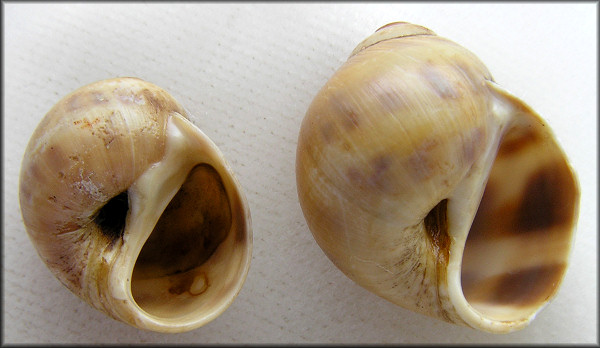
[460,117,578,323]
[130,163,231,319]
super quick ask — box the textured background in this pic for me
[3,3,597,344]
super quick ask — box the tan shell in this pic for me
[19,77,252,333]
[296,22,579,333]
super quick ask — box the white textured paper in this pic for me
[4,3,597,344]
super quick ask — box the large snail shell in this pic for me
[296,22,579,333]
[19,77,252,333]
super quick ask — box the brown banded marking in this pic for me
[462,263,566,307]
[468,160,577,242]
[496,125,541,157]
[515,163,578,233]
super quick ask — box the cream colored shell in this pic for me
[296,22,579,333]
[19,77,252,333]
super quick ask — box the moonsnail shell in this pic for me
[19,77,252,333]
[295,22,579,333]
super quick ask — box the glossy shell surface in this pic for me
[296,22,579,333]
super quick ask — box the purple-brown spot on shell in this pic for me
[455,61,488,93]
[329,94,361,131]
[343,110,360,130]
[320,122,335,144]
[26,159,47,185]
[142,88,162,111]
[67,93,86,111]
[346,166,364,188]
[462,127,486,166]
[422,64,459,99]
[368,78,409,116]
[345,155,394,193]
[407,138,441,182]
[368,155,393,191]
[141,88,183,114]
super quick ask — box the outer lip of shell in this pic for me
[104,112,252,333]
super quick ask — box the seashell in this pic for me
[18,77,252,333]
[295,22,579,333]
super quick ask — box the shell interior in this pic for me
[131,163,231,319]
[460,91,579,322]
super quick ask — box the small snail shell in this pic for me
[19,77,252,333]
[296,22,579,333]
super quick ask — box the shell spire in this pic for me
[351,22,436,56]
